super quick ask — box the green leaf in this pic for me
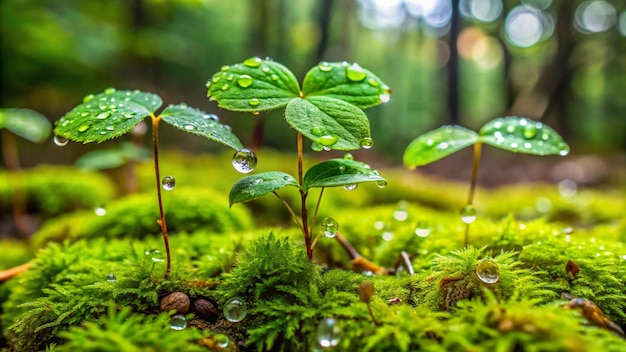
[75,142,150,170]
[285,96,370,151]
[302,61,391,109]
[403,126,479,168]
[0,108,51,143]
[229,171,299,206]
[160,104,243,150]
[479,116,570,156]
[303,159,386,191]
[54,89,162,144]
[207,57,300,112]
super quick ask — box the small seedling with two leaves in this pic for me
[207,57,391,260]
[403,117,570,246]
[53,88,244,278]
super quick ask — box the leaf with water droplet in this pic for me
[54,89,162,143]
[286,96,371,150]
[403,126,479,168]
[303,158,386,191]
[229,171,299,206]
[479,116,569,156]
[160,104,243,150]
[0,108,51,143]
[302,62,391,108]
[207,58,300,112]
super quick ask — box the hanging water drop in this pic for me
[360,137,373,149]
[249,98,260,107]
[223,297,247,322]
[232,148,257,173]
[343,153,354,160]
[317,318,341,348]
[147,249,165,262]
[94,207,106,216]
[393,201,409,221]
[106,273,116,283]
[243,56,262,67]
[475,260,500,284]
[170,315,187,330]
[414,221,431,237]
[215,334,229,348]
[311,143,323,152]
[460,205,476,224]
[321,217,339,238]
[319,135,337,147]
[162,176,176,191]
[343,184,357,191]
[236,75,254,88]
[376,180,387,188]
[203,114,219,121]
[345,63,367,82]
[54,135,69,146]
[379,93,390,103]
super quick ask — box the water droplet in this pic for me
[393,201,409,221]
[376,180,387,188]
[226,74,234,81]
[78,124,90,132]
[381,231,394,241]
[105,125,115,131]
[345,63,367,82]
[94,207,106,216]
[343,153,354,160]
[510,142,519,149]
[540,132,550,141]
[379,93,390,103]
[414,221,431,237]
[319,135,337,147]
[460,205,476,224]
[563,226,574,235]
[236,75,254,88]
[124,112,136,118]
[317,318,341,348]
[249,98,260,107]
[261,66,270,73]
[215,334,229,348]
[321,217,339,238]
[104,87,116,94]
[220,65,230,71]
[96,112,110,119]
[338,166,346,173]
[162,176,176,191]
[437,142,449,150]
[232,148,257,173]
[221,84,229,91]
[243,56,262,67]
[223,298,247,322]
[374,221,385,230]
[475,260,499,284]
[367,78,379,87]
[343,184,357,191]
[506,125,516,133]
[311,143,323,152]
[311,126,325,136]
[270,74,279,81]
[559,147,569,156]
[170,315,187,330]
[203,114,219,121]
[146,249,165,262]
[558,179,577,197]
[318,62,333,72]
[53,135,69,146]
[523,123,537,139]
[254,178,263,184]
[79,112,88,118]
[83,94,95,103]
[184,125,195,131]
[360,137,373,149]
[106,273,116,283]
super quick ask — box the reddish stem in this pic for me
[297,132,312,260]
[151,116,171,278]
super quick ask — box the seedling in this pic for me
[0,108,51,237]
[403,117,569,246]
[207,57,391,260]
[53,88,243,277]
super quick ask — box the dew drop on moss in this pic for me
[232,148,257,173]
[414,221,431,237]
[460,205,476,224]
[393,201,409,221]
[381,231,394,241]
[170,315,187,330]
[146,249,165,262]
[360,137,374,149]
[53,135,69,146]
[215,334,229,348]
[243,56,262,67]
[106,273,116,283]
[321,217,339,238]
[236,75,254,88]
[162,176,176,191]
[475,260,499,284]
[318,61,333,72]
[343,184,357,191]
[94,207,106,216]
[345,63,367,82]
[317,318,341,348]
[223,298,247,322]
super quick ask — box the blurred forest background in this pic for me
[1,0,626,172]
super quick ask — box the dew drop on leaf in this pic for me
[367,78,379,87]
[475,260,499,284]
[203,114,219,121]
[270,74,279,81]
[523,123,537,139]
[236,74,254,88]
[343,184,357,191]
[360,137,374,149]
[460,205,476,224]
[96,112,110,120]
[220,65,230,71]
[345,63,367,82]
[54,135,69,146]
[317,318,341,348]
[343,153,354,160]
[162,176,176,191]
[223,298,247,322]
[83,94,95,103]
[106,273,116,283]
[221,84,229,91]
[318,61,333,72]
[319,135,338,147]
[232,148,257,173]
[170,315,187,330]
[311,143,323,152]
[184,125,195,131]
[243,56,262,68]
[78,124,90,132]
[226,74,234,81]
[379,93,390,103]
[249,98,260,107]
[321,217,339,238]
[104,87,116,94]
[311,126,325,136]
[80,112,89,117]
[105,125,115,131]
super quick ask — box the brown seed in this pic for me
[193,298,219,321]
[160,292,190,315]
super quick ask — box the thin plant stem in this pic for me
[151,115,171,278]
[2,130,28,239]
[0,262,31,282]
[463,142,483,247]
[297,132,312,259]
[272,191,305,233]
[309,187,325,234]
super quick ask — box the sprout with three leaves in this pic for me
[208,57,391,260]
[403,117,570,246]
[53,88,243,278]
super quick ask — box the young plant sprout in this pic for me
[0,108,51,238]
[403,117,570,247]
[207,57,391,260]
[53,88,243,278]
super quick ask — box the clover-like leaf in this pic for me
[54,89,162,144]
[75,142,150,170]
[161,104,243,150]
[479,116,569,156]
[286,96,371,151]
[303,159,386,191]
[207,57,300,112]
[229,171,299,206]
[302,62,391,109]
[0,108,51,143]
[403,126,479,168]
